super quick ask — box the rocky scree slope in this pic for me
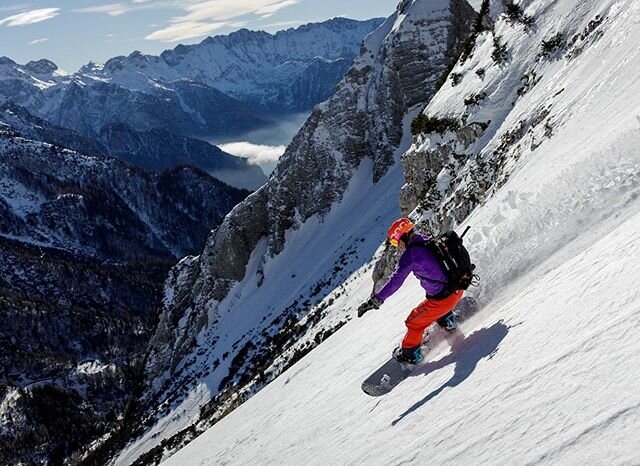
[111,1,476,464]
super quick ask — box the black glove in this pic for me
[357,295,383,318]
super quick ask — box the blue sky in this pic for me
[0,0,483,72]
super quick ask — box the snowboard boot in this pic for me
[393,345,423,364]
[437,311,459,332]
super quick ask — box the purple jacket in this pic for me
[375,234,448,301]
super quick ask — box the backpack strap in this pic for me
[407,239,454,299]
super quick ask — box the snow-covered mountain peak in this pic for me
[102,50,161,75]
[353,0,473,93]
[82,17,386,110]
[24,59,59,76]
[87,17,383,77]
[0,56,65,82]
[78,61,104,74]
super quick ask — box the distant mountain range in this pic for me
[83,17,385,113]
[0,17,383,189]
[0,102,267,190]
[0,126,251,465]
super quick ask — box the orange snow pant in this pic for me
[402,290,464,348]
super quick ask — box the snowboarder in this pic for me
[357,218,463,364]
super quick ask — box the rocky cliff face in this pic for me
[207,0,476,260]
[120,2,476,464]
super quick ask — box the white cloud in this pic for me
[145,20,229,42]
[28,37,49,45]
[71,0,301,43]
[179,0,298,22]
[146,0,299,42]
[0,8,60,26]
[73,1,179,17]
[219,141,285,174]
[73,3,130,17]
[256,0,299,18]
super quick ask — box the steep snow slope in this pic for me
[161,0,640,463]
[165,172,640,464]
[111,1,475,464]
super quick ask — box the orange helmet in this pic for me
[387,217,415,247]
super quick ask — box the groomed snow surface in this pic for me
[160,0,640,463]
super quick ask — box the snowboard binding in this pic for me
[392,346,423,364]
[437,311,459,332]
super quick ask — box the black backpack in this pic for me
[412,226,477,291]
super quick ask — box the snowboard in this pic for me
[361,296,479,397]
[361,354,420,396]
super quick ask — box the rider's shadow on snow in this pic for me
[391,321,510,426]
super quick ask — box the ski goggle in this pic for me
[387,238,400,248]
